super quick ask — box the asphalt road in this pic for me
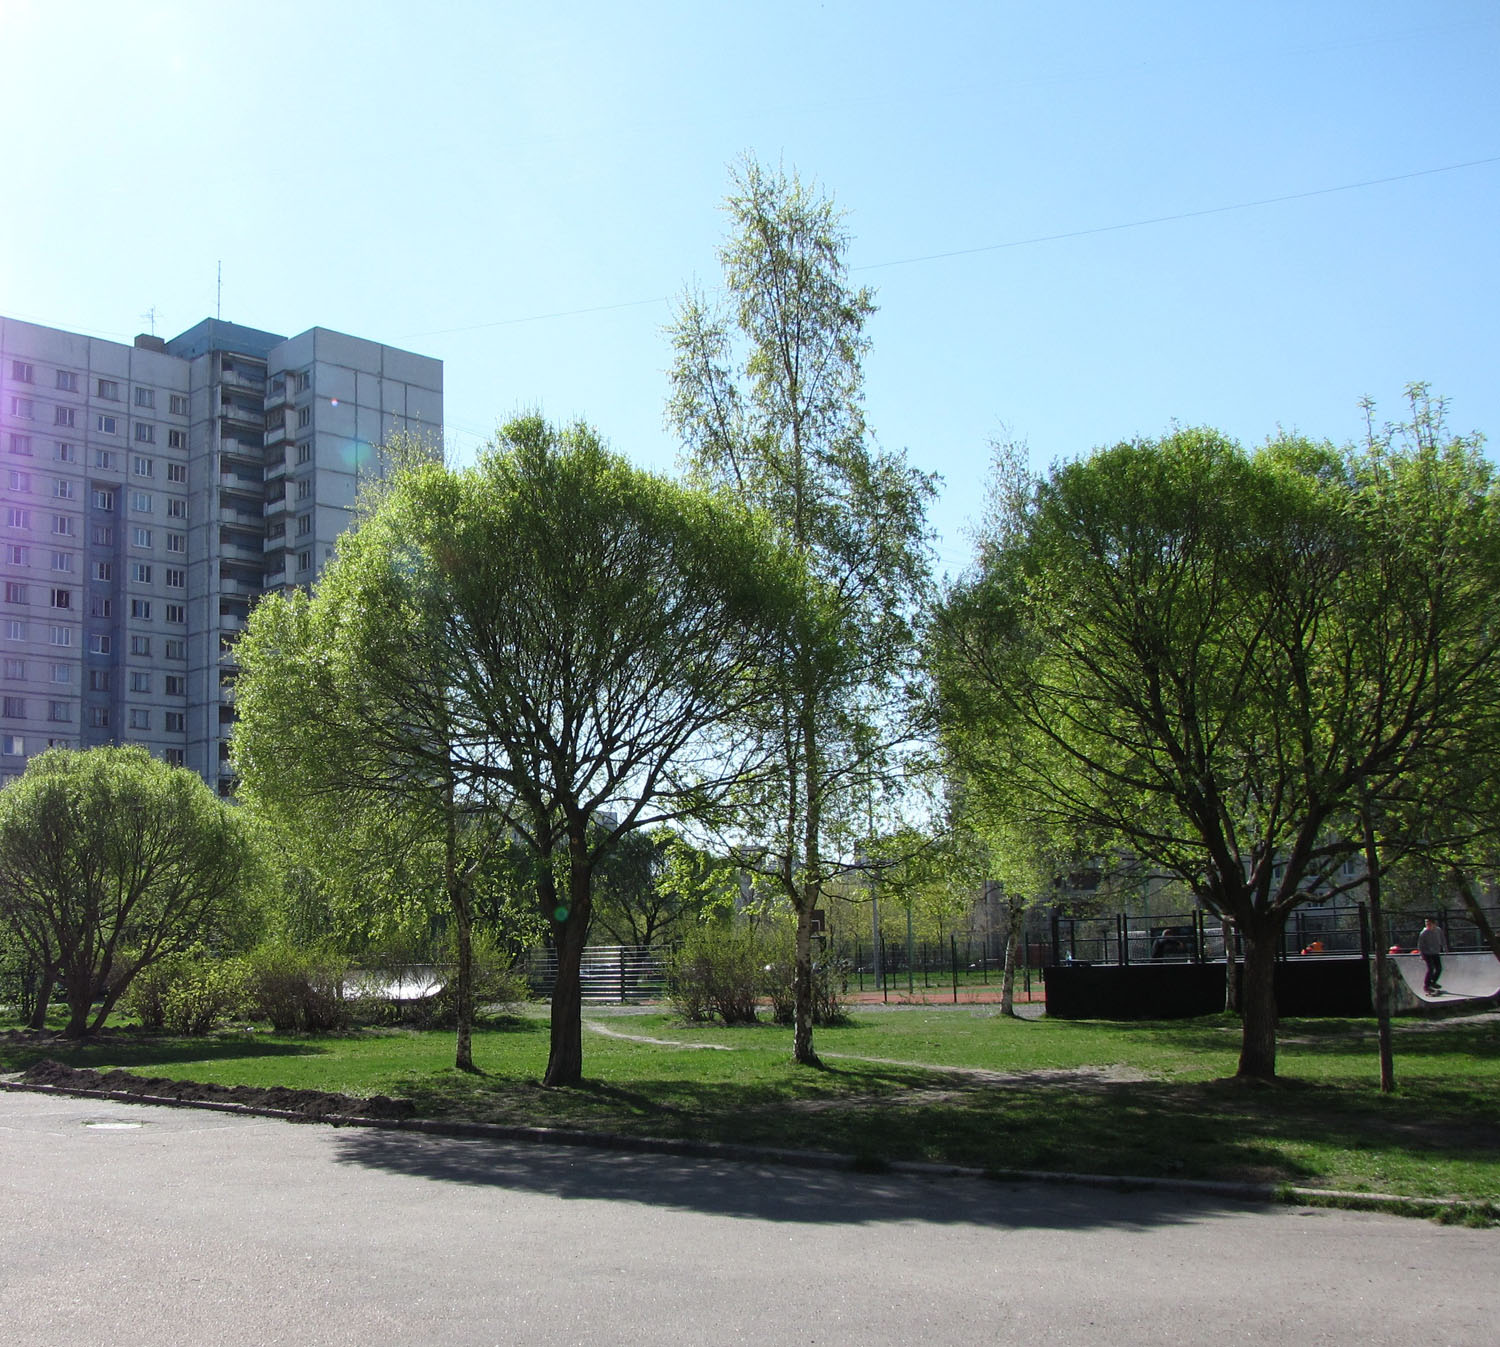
[2,1090,1496,1346]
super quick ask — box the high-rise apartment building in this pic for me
[0,314,442,795]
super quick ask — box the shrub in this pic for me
[122,947,248,1035]
[244,941,349,1032]
[666,924,765,1025]
[763,941,851,1028]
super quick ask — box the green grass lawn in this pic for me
[4,1005,1497,1204]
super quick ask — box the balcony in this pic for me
[219,366,266,394]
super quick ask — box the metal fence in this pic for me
[523,944,671,1003]
[1049,903,1500,966]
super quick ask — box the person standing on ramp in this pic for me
[1418,918,1447,994]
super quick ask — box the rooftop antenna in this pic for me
[216,261,222,321]
[140,306,159,336]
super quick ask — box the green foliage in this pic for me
[934,395,1500,1077]
[0,745,256,1037]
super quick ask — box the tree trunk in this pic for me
[1451,868,1500,962]
[1361,808,1395,1093]
[25,960,56,1030]
[999,897,1020,1017]
[444,789,475,1072]
[1221,915,1239,1014]
[543,855,593,1087]
[1235,925,1280,1080]
[792,709,823,1068]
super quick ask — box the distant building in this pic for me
[0,314,442,794]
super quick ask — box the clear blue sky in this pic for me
[3,1,1495,575]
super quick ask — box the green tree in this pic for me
[590,828,698,948]
[934,412,1500,1080]
[0,746,255,1037]
[238,417,807,1086]
[668,157,935,1067]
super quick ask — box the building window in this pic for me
[296,550,312,572]
[47,701,69,723]
[169,394,188,416]
[48,625,71,647]
[94,449,115,470]
[9,397,34,419]
[295,478,312,501]
[165,567,184,588]
[50,662,69,684]
[89,596,112,618]
[4,583,26,604]
[296,514,312,536]
[130,635,151,656]
[166,533,185,553]
[133,388,154,409]
[51,551,73,573]
[56,370,78,392]
[1,734,22,756]
[166,603,185,624]
[89,707,109,728]
[4,545,24,565]
[165,638,185,660]
[3,697,24,718]
[130,599,151,620]
[88,670,110,691]
[130,562,152,583]
[130,492,152,513]
[49,588,71,609]
[92,488,115,511]
[6,508,31,529]
[165,747,184,766]
[91,525,112,546]
[166,461,187,483]
[130,671,151,693]
[8,471,29,491]
[89,633,110,654]
[297,406,312,429]
[132,527,151,548]
[96,379,119,400]
[132,455,153,477]
[8,434,32,456]
[10,361,35,383]
[92,561,112,582]
[164,711,185,733]
[294,370,311,393]
[2,657,21,678]
[54,441,76,462]
[51,515,73,536]
[167,429,186,450]
[96,415,117,435]
[167,498,186,519]
[165,674,185,696]
[296,441,313,464]
[4,620,24,641]
[52,479,75,500]
[129,708,150,730]
[54,406,76,428]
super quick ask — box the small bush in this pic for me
[122,948,248,1035]
[244,941,350,1032]
[667,925,765,1025]
[764,946,851,1027]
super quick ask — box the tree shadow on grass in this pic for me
[0,1030,324,1075]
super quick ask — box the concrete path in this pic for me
[3,1091,1497,1346]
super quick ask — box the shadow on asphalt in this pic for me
[328,1126,1263,1233]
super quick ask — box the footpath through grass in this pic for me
[3,1005,1497,1204]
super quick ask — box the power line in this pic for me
[402,154,1500,341]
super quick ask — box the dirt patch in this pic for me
[16,1059,415,1122]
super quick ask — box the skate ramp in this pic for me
[1389,950,1500,1006]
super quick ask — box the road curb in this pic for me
[5,1074,1489,1218]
